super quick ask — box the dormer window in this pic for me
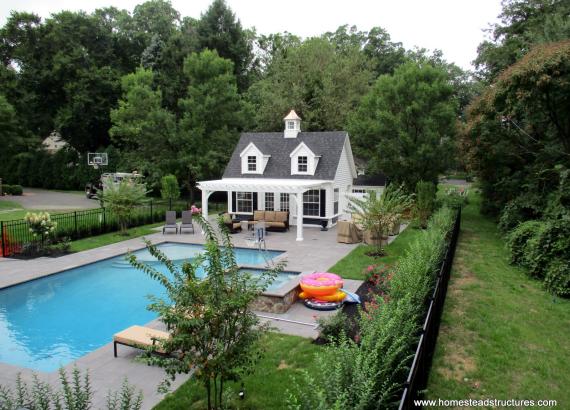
[240,142,270,174]
[298,156,308,172]
[247,156,256,172]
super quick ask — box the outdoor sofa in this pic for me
[249,210,289,232]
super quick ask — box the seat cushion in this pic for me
[267,222,286,228]
[232,222,241,229]
[264,211,276,221]
[274,211,288,222]
[253,210,265,221]
[222,213,232,223]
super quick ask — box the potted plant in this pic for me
[347,185,412,256]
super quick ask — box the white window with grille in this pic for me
[265,193,274,211]
[236,192,253,213]
[303,190,320,216]
[280,193,289,212]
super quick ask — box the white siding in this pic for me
[333,140,357,217]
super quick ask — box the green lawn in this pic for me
[329,221,423,280]
[153,333,320,410]
[68,222,164,252]
[427,193,570,404]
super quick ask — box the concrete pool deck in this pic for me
[0,223,373,409]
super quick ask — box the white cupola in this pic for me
[283,109,301,138]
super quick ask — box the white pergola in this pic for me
[197,178,332,241]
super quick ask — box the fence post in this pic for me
[102,207,106,231]
[74,211,78,239]
[0,221,4,257]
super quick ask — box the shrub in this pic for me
[544,259,570,297]
[505,220,545,267]
[160,174,180,200]
[498,193,543,233]
[24,212,57,238]
[9,185,23,195]
[0,368,142,410]
[415,181,436,228]
[316,312,349,343]
[507,219,570,279]
[2,185,12,195]
[438,186,468,210]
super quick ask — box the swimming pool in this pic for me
[0,243,288,372]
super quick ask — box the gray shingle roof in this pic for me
[223,132,348,180]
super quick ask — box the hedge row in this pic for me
[288,206,456,409]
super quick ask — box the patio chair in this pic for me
[222,213,242,233]
[163,211,178,234]
[180,210,195,234]
[113,325,170,357]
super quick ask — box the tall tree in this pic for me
[349,62,457,190]
[462,40,570,215]
[177,49,249,195]
[475,0,570,81]
[110,67,177,187]
[247,37,372,132]
[197,0,253,91]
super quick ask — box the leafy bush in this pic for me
[438,186,468,210]
[9,185,23,195]
[160,174,180,200]
[544,259,570,297]
[316,312,349,343]
[25,212,57,238]
[415,181,436,228]
[505,220,545,267]
[289,206,456,408]
[0,368,142,410]
[498,193,543,233]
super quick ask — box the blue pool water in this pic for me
[0,243,289,372]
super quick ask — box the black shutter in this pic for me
[320,189,326,217]
[252,192,258,212]
[232,192,236,213]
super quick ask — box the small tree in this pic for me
[127,215,285,409]
[160,174,180,201]
[347,185,413,255]
[415,180,436,228]
[99,179,148,235]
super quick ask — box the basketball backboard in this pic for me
[87,153,108,169]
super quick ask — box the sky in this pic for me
[0,0,503,70]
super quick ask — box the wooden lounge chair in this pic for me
[180,210,195,234]
[113,325,170,357]
[163,211,178,234]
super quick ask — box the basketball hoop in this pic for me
[88,153,108,170]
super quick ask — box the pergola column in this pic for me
[201,189,212,234]
[295,191,304,241]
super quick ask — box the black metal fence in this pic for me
[398,207,462,409]
[0,199,226,257]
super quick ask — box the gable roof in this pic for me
[223,131,348,180]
